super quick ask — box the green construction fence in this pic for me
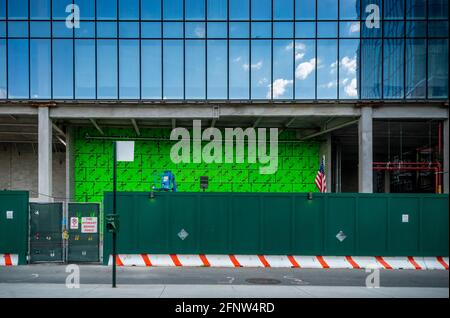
[103,192,449,263]
[0,191,29,265]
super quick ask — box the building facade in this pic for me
[0,0,448,202]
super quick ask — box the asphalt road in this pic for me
[0,265,448,288]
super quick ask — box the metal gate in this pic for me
[67,203,100,263]
[29,203,64,263]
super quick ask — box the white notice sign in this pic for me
[6,211,13,219]
[70,217,79,229]
[81,217,98,233]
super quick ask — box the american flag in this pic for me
[315,156,327,193]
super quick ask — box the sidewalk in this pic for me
[0,283,448,298]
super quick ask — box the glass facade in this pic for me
[0,0,448,101]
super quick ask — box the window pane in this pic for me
[428,21,449,38]
[163,22,183,38]
[406,21,426,37]
[31,22,51,37]
[207,0,227,20]
[428,39,448,98]
[97,40,118,99]
[317,40,337,99]
[186,0,205,20]
[75,22,95,38]
[383,39,404,99]
[30,39,51,99]
[75,0,95,20]
[252,22,271,38]
[52,0,69,19]
[53,21,73,37]
[384,0,405,19]
[295,22,315,38]
[383,21,404,38]
[207,40,227,99]
[120,40,140,99]
[229,40,249,99]
[208,22,227,38]
[31,0,50,19]
[251,40,271,99]
[0,0,5,19]
[97,0,117,20]
[406,0,426,19]
[53,39,73,99]
[9,0,28,19]
[274,22,293,38]
[97,22,117,38]
[0,40,6,98]
[163,40,183,99]
[142,22,162,38]
[295,0,315,20]
[273,40,293,99]
[318,0,338,20]
[142,0,162,20]
[405,39,426,98]
[318,22,338,38]
[361,0,382,37]
[361,39,382,99]
[251,0,271,20]
[75,39,95,99]
[339,22,360,38]
[274,0,293,20]
[428,0,448,19]
[119,0,139,19]
[185,40,206,99]
[186,22,205,38]
[229,22,249,38]
[164,0,183,20]
[340,0,360,20]
[8,22,28,37]
[230,0,249,20]
[119,22,140,38]
[295,40,315,99]
[141,40,162,99]
[8,40,29,98]
[339,39,359,99]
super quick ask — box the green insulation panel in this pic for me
[103,192,449,262]
[73,127,321,202]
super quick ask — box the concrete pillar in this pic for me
[38,107,52,201]
[444,117,449,194]
[358,106,373,193]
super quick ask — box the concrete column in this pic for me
[444,117,449,194]
[38,107,53,201]
[358,106,373,193]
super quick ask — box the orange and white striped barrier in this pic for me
[0,254,18,266]
[107,254,449,270]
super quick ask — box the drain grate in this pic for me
[245,278,281,285]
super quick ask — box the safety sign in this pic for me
[81,217,98,233]
[70,217,79,229]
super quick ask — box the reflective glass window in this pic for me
[119,40,140,99]
[274,0,294,20]
[251,0,271,20]
[0,0,5,19]
[340,0,360,20]
[317,40,337,99]
[295,0,315,20]
[8,0,28,19]
[383,39,404,99]
[119,0,139,20]
[406,0,426,19]
[142,0,162,20]
[428,39,448,98]
[383,21,405,38]
[31,0,50,19]
[186,0,205,20]
[119,22,140,38]
[97,22,117,38]
[163,40,183,99]
[405,21,426,37]
[428,0,448,19]
[8,22,28,37]
[75,22,95,38]
[141,40,162,99]
[273,40,293,99]
[8,39,29,99]
[361,39,382,99]
[97,0,117,20]
[207,0,227,20]
[339,39,359,99]
[185,40,206,99]
[428,21,449,38]
[229,22,249,38]
[53,21,73,37]
[229,40,249,99]
[30,22,51,38]
[97,40,118,99]
[0,40,6,99]
[53,0,69,20]
[163,22,183,38]
[142,22,162,38]
[230,0,249,20]
[295,22,315,38]
[384,0,405,20]
[405,39,426,98]
[75,39,96,99]
[251,22,271,39]
[318,0,338,20]
[251,40,271,99]
[294,40,315,99]
[207,22,227,38]
[30,39,51,99]
[207,40,227,99]
[274,22,293,38]
[75,0,95,20]
[318,22,338,38]
[164,0,183,20]
[339,22,360,38]
[52,39,73,99]
[186,22,205,38]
